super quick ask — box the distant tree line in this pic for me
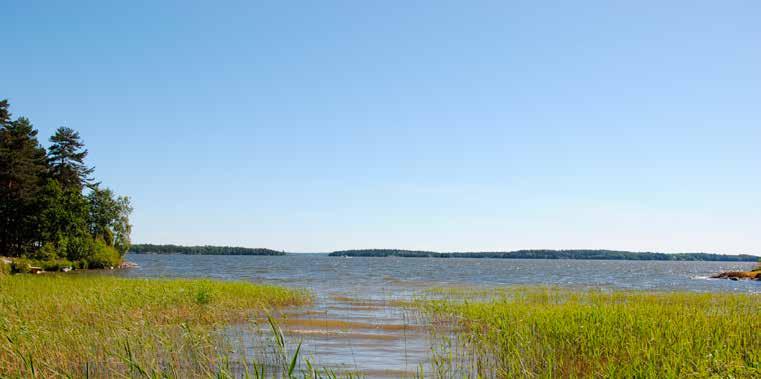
[328,249,759,262]
[129,244,285,256]
[0,99,132,269]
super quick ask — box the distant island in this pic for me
[129,244,285,256]
[328,249,759,262]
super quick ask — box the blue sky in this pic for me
[2,1,760,253]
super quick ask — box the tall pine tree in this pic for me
[0,100,10,125]
[48,127,95,191]
[0,104,49,255]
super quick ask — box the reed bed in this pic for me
[417,287,761,378]
[0,274,311,377]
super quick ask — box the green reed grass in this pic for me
[417,287,761,378]
[0,274,311,377]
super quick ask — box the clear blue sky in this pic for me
[2,1,760,253]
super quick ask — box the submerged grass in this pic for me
[417,287,761,378]
[0,274,311,377]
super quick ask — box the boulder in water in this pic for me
[710,271,760,280]
[118,261,139,269]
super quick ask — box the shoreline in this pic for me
[1,256,139,274]
[329,249,760,261]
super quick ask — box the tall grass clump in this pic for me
[418,287,761,378]
[0,274,311,377]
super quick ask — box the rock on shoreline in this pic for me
[711,271,761,281]
[117,261,139,269]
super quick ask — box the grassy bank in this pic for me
[0,275,311,377]
[418,287,761,378]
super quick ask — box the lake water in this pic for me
[118,254,759,377]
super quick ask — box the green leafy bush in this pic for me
[8,258,75,273]
[39,259,75,272]
[10,258,34,274]
[4,237,119,273]
[194,285,214,305]
[84,238,121,268]
[64,235,94,262]
[31,242,59,261]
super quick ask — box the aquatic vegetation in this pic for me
[4,272,758,377]
[417,287,761,378]
[0,274,311,377]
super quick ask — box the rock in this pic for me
[711,270,761,281]
[118,261,139,269]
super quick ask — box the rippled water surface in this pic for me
[118,254,759,376]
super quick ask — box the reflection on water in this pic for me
[117,254,759,377]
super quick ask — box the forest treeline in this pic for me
[129,244,285,256]
[0,99,132,270]
[329,249,759,261]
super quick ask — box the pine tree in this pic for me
[0,109,49,255]
[0,100,11,125]
[48,127,95,191]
